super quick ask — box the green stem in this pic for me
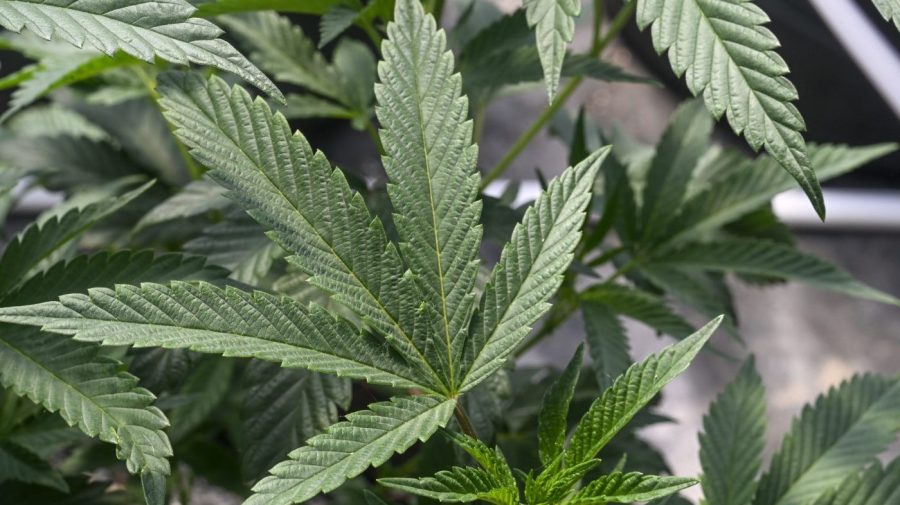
[454,403,478,439]
[480,1,635,189]
[365,120,385,155]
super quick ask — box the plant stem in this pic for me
[454,403,478,439]
[480,1,635,189]
[365,120,385,155]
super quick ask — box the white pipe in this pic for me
[486,179,900,231]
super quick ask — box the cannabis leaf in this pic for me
[569,472,697,504]
[376,0,482,386]
[0,0,280,99]
[525,0,580,100]
[0,282,427,390]
[636,0,824,218]
[581,284,695,339]
[0,440,67,491]
[460,148,607,391]
[753,375,900,505]
[872,0,900,30]
[567,316,722,466]
[700,358,766,505]
[538,345,584,465]
[810,457,900,505]
[247,396,456,505]
[582,302,631,390]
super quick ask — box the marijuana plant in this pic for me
[0,0,897,504]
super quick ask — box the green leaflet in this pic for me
[135,178,229,231]
[0,0,280,100]
[810,457,900,505]
[158,72,441,390]
[0,440,67,491]
[700,358,766,505]
[377,0,482,385]
[0,325,172,477]
[636,0,824,218]
[581,284,695,339]
[0,281,428,390]
[872,0,900,30]
[569,472,697,504]
[753,375,900,505]
[239,361,351,481]
[460,148,608,391]
[566,316,722,466]
[648,238,900,306]
[0,181,152,296]
[582,302,631,390]
[538,344,584,466]
[192,0,338,17]
[5,105,108,141]
[524,0,580,100]
[247,396,456,505]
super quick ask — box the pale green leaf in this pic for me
[700,358,766,505]
[0,281,430,390]
[636,0,824,217]
[0,0,280,99]
[6,105,107,141]
[566,316,722,466]
[460,148,608,392]
[753,375,900,505]
[649,238,900,306]
[872,0,900,30]
[135,178,229,231]
[524,0,580,100]
[158,72,442,391]
[570,472,698,504]
[247,396,456,505]
[538,344,584,466]
[582,302,631,390]
[377,0,482,385]
[239,360,351,481]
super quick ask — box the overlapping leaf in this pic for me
[460,148,607,391]
[636,0,823,217]
[524,0,580,100]
[753,375,900,505]
[582,302,631,390]
[581,284,695,339]
[0,0,279,99]
[247,396,456,505]
[570,472,697,504]
[700,358,766,505]
[811,458,900,505]
[376,0,482,385]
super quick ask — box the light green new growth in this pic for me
[525,0,581,100]
[636,0,824,218]
[872,0,900,30]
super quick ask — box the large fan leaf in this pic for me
[247,396,456,505]
[636,0,823,217]
[524,0,580,100]
[0,181,151,296]
[811,457,900,505]
[700,358,766,505]
[158,72,441,391]
[239,360,351,481]
[570,472,697,504]
[0,0,280,99]
[459,147,607,392]
[566,316,722,466]
[650,239,900,306]
[753,375,900,505]
[377,0,482,385]
[0,325,172,477]
[0,281,429,391]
